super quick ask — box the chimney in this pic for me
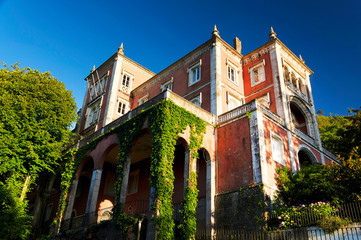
[233,37,242,54]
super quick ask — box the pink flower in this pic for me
[278,216,282,220]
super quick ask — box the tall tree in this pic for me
[0,64,77,239]
[317,108,361,158]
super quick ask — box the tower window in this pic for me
[188,61,202,86]
[249,60,266,86]
[117,100,127,115]
[227,60,238,84]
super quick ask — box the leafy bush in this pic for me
[269,202,338,230]
[318,215,350,233]
[0,183,32,239]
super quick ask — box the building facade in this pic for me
[34,27,337,238]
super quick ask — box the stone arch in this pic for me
[98,143,119,169]
[76,156,94,179]
[73,158,93,216]
[297,145,318,169]
[289,96,315,137]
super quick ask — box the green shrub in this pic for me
[318,215,351,233]
[269,202,338,230]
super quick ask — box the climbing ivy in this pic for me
[54,100,206,239]
[179,172,198,240]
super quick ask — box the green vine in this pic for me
[179,172,198,240]
[54,100,206,239]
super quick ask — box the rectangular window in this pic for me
[227,60,238,84]
[271,133,285,165]
[127,170,139,195]
[121,71,133,93]
[250,60,266,86]
[161,78,174,91]
[138,94,149,106]
[190,93,202,107]
[117,100,127,115]
[188,61,201,86]
[122,74,130,87]
[227,93,242,111]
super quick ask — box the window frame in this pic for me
[270,132,285,165]
[188,60,202,86]
[116,99,128,116]
[227,59,238,84]
[190,93,202,107]
[227,93,242,111]
[121,70,134,93]
[138,93,149,106]
[249,60,266,87]
[161,77,174,91]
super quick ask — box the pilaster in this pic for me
[63,179,79,220]
[84,169,102,225]
[210,40,222,115]
[206,159,215,238]
[103,54,124,126]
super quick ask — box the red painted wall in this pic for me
[217,117,253,193]
[131,51,212,112]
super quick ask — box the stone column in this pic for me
[119,156,131,212]
[183,150,190,191]
[63,179,79,220]
[84,169,102,225]
[206,159,215,238]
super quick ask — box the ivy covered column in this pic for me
[179,148,198,240]
[63,179,79,220]
[84,169,102,225]
[119,156,131,212]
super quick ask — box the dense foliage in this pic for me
[276,149,361,205]
[0,64,77,239]
[276,165,338,205]
[0,183,32,239]
[317,108,361,158]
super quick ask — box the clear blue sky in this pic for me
[1,0,360,115]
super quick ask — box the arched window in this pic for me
[290,102,308,135]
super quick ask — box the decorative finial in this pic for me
[299,54,305,64]
[269,26,277,41]
[91,65,95,73]
[212,25,219,36]
[118,43,124,54]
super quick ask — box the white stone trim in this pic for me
[270,45,286,119]
[103,56,123,126]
